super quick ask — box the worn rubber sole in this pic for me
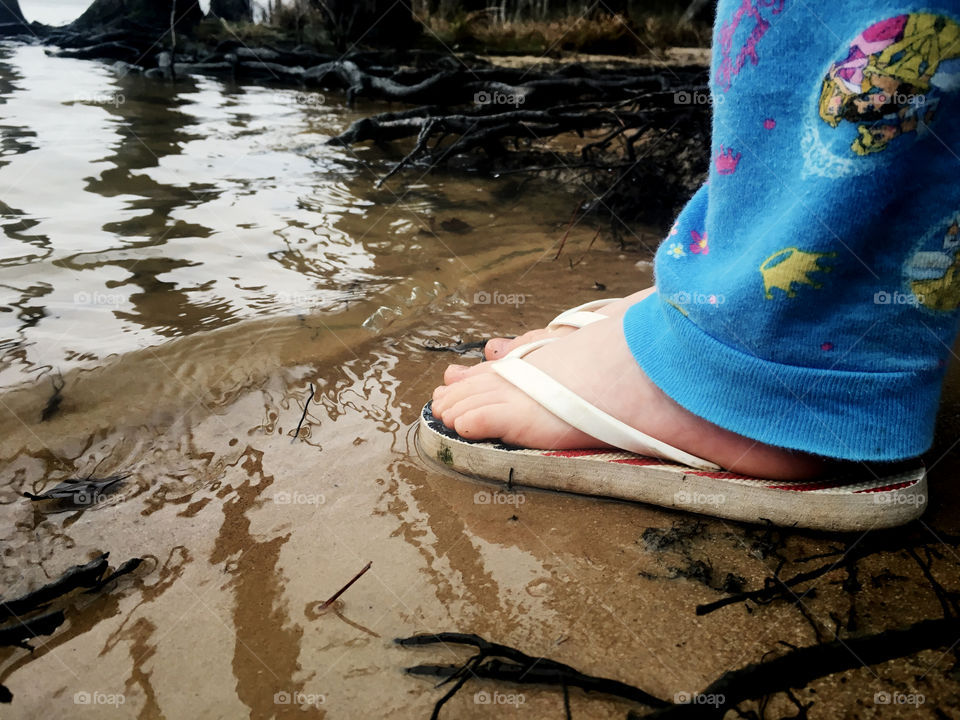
[418,402,928,531]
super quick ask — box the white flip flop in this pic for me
[419,343,928,531]
[547,298,623,330]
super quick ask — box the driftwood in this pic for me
[0,610,66,651]
[0,553,142,703]
[397,632,667,719]
[23,474,128,504]
[0,553,142,624]
[310,58,709,224]
[0,554,109,621]
[331,96,704,188]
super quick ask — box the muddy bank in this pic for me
[4,14,711,228]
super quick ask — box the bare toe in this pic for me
[483,337,513,359]
[443,363,472,384]
[443,360,496,385]
[432,372,503,417]
[453,403,516,440]
[484,328,568,360]
[437,390,508,428]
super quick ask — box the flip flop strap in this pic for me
[490,356,721,471]
[547,298,622,330]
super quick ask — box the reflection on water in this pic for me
[0,41,584,389]
[19,0,217,26]
[19,0,92,26]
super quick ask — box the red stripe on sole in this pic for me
[541,449,613,458]
[854,480,919,494]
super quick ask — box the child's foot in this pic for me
[434,309,826,481]
[482,287,655,360]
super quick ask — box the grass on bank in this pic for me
[198,6,711,56]
[424,10,710,55]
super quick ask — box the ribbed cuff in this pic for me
[622,295,943,461]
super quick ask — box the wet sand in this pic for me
[3,244,960,718]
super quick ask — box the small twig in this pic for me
[553,207,580,260]
[570,228,602,268]
[291,383,315,444]
[320,561,372,610]
[696,558,850,615]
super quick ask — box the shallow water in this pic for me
[0,41,630,390]
[2,39,960,720]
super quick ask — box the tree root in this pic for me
[398,620,960,720]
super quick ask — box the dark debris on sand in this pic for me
[0,552,143,703]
